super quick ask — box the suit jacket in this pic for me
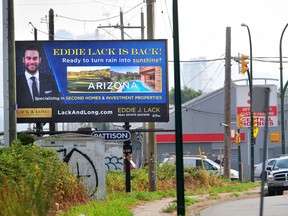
[17,73,59,108]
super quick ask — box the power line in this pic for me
[55,2,144,22]
[167,56,288,63]
[182,54,225,88]
[159,0,173,36]
[202,59,225,92]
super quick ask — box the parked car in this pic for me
[161,155,239,180]
[267,156,288,196]
[254,158,277,180]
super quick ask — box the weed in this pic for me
[230,193,240,198]
[162,203,177,213]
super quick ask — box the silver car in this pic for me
[267,156,288,195]
[254,158,277,180]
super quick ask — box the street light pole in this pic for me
[279,23,288,154]
[241,23,255,182]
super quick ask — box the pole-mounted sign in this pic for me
[91,130,131,141]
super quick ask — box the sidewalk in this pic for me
[132,188,260,216]
[132,197,175,216]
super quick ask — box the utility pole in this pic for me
[49,8,56,132]
[3,0,17,146]
[97,9,144,40]
[29,22,38,41]
[49,8,54,41]
[29,22,43,135]
[120,9,124,40]
[98,9,144,193]
[34,28,38,40]
[224,27,231,179]
[146,0,157,192]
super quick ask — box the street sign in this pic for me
[91,131,131,141]
[254,127,259,137]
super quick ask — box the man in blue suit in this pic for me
[17,45,59,108]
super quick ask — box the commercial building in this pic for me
[156,83,283,180]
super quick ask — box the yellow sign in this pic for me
[17,108,52,118]
[253,127,259,138]
[270,132,281,142]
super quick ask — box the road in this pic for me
[200,194,288,216]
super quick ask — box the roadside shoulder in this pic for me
[187,188,261,215]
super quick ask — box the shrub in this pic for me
[0,140,89,215]
[17,133,35,145]
[105,162,226,193]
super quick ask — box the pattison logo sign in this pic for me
[92,131,131,141]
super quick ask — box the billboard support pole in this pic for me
[123,122,131,192]
[3,0,17,145]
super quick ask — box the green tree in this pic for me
[169,86,202,105]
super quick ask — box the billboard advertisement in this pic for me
[15,40,168,123]
[236,85,278,127]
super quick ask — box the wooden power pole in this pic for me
[3,0,17,145]
[224,27,232,178]
[49,8,56,132]
[146,0,157,192]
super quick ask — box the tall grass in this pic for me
[0,139,89,216]
[61,163,260,216]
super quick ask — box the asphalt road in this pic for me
[200,194,288,216]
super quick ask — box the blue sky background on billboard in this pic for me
[1,0,288,131]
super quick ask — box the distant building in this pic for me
[181,57,209,91]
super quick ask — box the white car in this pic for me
[254,158,277,179]
[161,155,239,180]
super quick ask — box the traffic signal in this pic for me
[253,116,259,137]
[235,133,241,145]
[237,114,245,129]
[241,54,249,75]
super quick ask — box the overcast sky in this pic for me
[10,0,288,85]
[8,0,288,87]
[2,0,288,131]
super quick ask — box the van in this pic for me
[161,155,239,180]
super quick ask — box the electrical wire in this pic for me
[182,54,225,88]
[158,0,173,37]
[183,106,224,117]
[56,2,144,22]
[202,59,225,92]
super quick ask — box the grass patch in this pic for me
[229,193,240,198]
[162,197,199,213]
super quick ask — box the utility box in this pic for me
[35,133,105,199]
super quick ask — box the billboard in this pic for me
[15,40,168,123]
[236,85,278,127]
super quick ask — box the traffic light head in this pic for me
[235,133,241,145]
[237,114,245,129]
[253,116,258,128]
[253,116,259,137]
[241,54,249,75]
